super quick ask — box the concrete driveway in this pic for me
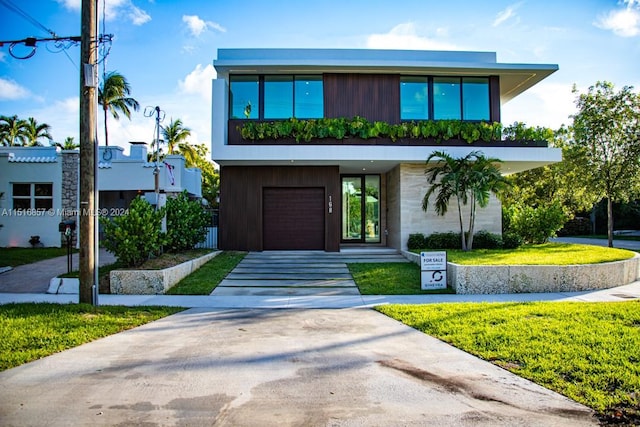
[0,308,597,426]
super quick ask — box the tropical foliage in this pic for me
[0,115,52,147]
[164,191,210,252]
[98,71,140,147]
[52,136,80,150]
[422,150,509,251]
[238,117,553,144]
[570,81,640,247]
[102,197,167,267]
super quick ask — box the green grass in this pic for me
[0,303,184,371]
[0,247,77,267]
[420,243,636,265]
[165,251,246,295]
[376,301,640,423]
[348,262,454,295]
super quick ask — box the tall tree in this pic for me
[0,115,28,146]
[161,118,197,164]
[24,117,53,146]
[571,81,640,247]
[98,71,140,146]
[422,150,508,251]
[53,136,80,150]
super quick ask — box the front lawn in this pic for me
[348,262,454,295]
[0,247,76,267]
[166,251,246,295]
[418,243,635,265]
[0,303,184,371]
[376,301,640,425]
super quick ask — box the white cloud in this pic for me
[182,15,226,37]
[595,1,640,37]
[178,64,217,98]
[0,78,30,101]
[366,23,459,50]
[0,51,6,62]
[56,0,150,26]
[502,83,576,129]
[493,3,522,27]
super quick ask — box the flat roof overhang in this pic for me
[213,48,559,104]
[213,144,562,175]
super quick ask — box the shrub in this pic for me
[102,197,167,267]
[425,232,462,249]
[165,191,210,252]
[407,233,427,250]
[505,202,567,244]
[502,232,524,249]
[558,216,592,236]
[472,230,503,249]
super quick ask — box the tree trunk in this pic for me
[607,197,614,248]
[457,197,467,251]
[467,195,476,251]
[103,104,109,146]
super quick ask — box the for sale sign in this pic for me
[420,251,447,290]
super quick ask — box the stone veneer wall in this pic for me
[403,251,640,294]
[399,163,501,251]
[60,151,79,247]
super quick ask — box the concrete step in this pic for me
[219,279,357,288]
[212,286,361,296]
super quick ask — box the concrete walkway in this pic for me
[213,249,407,297]
[0,307,599,426]
[0,248,116,293]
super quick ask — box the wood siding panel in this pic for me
[324,74,400,123]
[219,166,340,251]
[490,75,501,123]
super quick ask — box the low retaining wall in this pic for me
[403,251,640,294]
[110,251,220,295]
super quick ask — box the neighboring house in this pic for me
[0,144,201,247]
[211,48,560,252]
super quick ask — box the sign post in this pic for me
[420,251,447,290]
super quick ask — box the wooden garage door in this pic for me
[263,187,325,250]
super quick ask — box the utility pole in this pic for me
[79,0,98,305]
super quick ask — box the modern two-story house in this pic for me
[211,48,560,252]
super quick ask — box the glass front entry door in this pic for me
[341,175,380,243]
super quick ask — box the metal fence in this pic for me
[196,227,218,249]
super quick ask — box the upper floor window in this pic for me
[230,74,324,120]
[400,77,429,120]
[401,76,490,121]
[230,75,259,119]
[13,183,53,211]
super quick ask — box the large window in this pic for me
[230,74,323,120]
[229,75,259,119]
[462,77,490,120]
[294,75,323,118]
[433,77,462,120]
[400,77,429,120]
[401,76,490,121]
[13,183,53,211]
[264,75,293,119]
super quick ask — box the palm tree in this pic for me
[422,150,508,251]
[98,71,140,146]
[0,115,28,146]
[53,136,80,150]
[161,118,197,165]
[24,117,53,146]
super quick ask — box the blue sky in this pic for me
[1,0,639,154]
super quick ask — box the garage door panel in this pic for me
[263,188,325,250]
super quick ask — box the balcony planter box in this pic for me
[110,251,220,295]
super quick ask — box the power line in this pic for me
[0,0,58,38]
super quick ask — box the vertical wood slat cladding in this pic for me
[219,166,340,251]
[263,188,325,250]
[324,74,400,123]
[489,76,501,123]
